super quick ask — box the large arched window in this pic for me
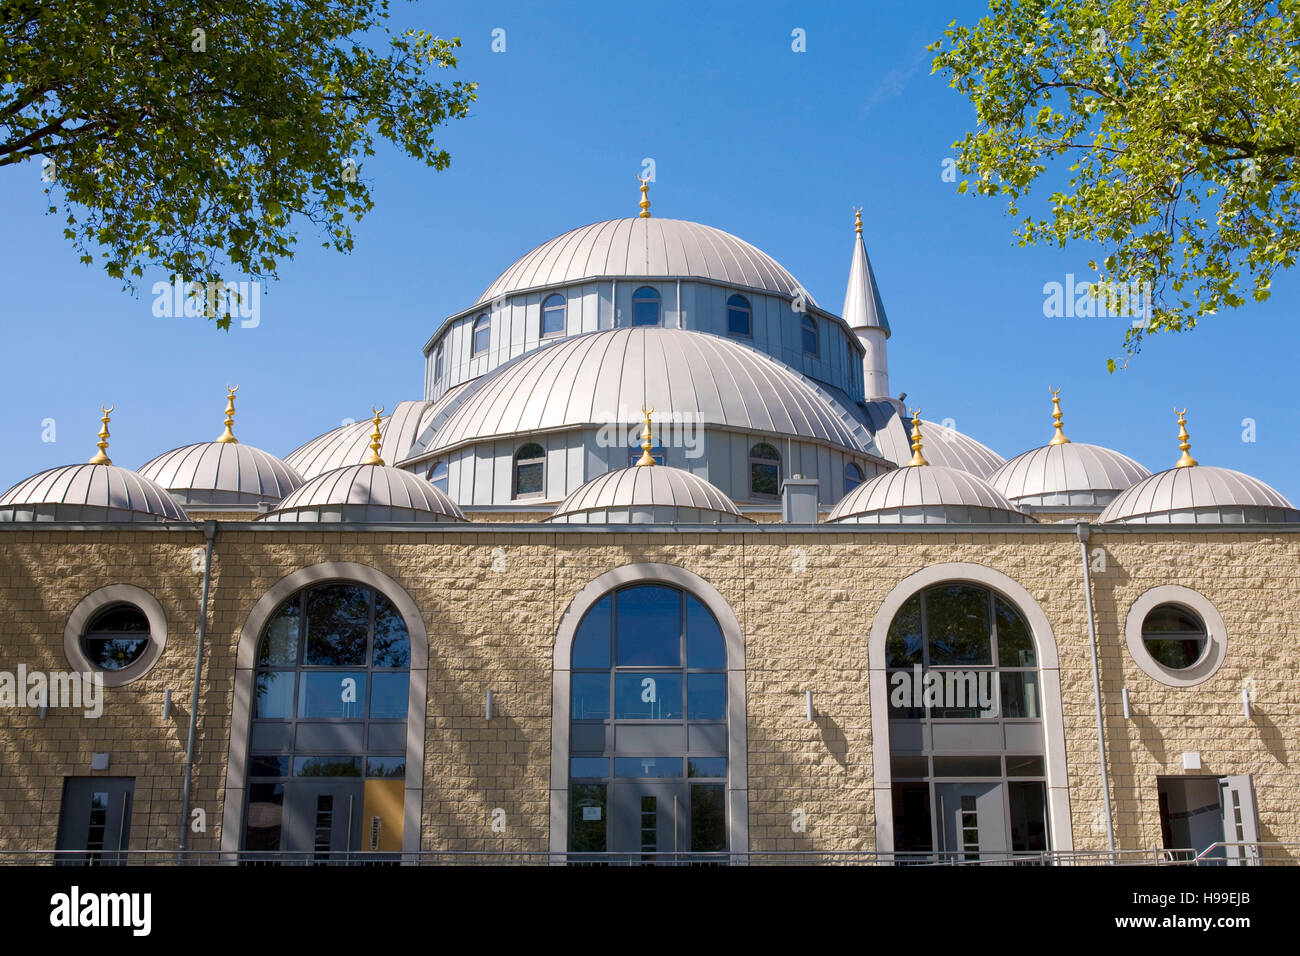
[844,462,865,496]
[244,582,411,860]
[800,315,819,356]
[885,583,1046,862]
[748,442,781,499]
[568,583,728,859]
[726,294,751,337]
[632,286,661,326]
[514,443,546,499]
[542,293,566,338]
[471,314,490,356]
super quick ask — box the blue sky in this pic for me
[1,0,1295,498]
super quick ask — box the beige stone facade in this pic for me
[0,522,1296,859]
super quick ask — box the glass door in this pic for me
[56,777,134,865]
[283,780,363,863]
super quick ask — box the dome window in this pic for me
[749,443,781,499]
[514,443,546,499]
[726,294,752,337]
[632,286,661,326]
[427,460,448,494]
[801,315,819,356]
[844,462,865,496]
[472,314,490,356]
[542,293,566,338]
[433,343,444,381]
[1140,604,1208,671]
[81,603,151,671]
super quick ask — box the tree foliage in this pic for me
[930,0,1300,369]
[1,0,476,327]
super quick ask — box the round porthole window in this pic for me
[1140,604,1207,670]
[64,585,168,687]
[81,604,151,670]
[1124,586,1226,687]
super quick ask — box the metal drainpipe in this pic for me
[179,519,218,858]
[1077,521,1115,856]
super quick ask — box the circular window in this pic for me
[64,585,168,687]
[81,604,151,670]
[1124,586,1225,687]
[1141,604,1207,670]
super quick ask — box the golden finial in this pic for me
[216,384,239,443]
[635,407,657,466]
[638,177,651,219]
[1174,407,1198,468]
[88,405,114,465]
[907,408,929,467]
[362,406,385,466]
[1048,387,1070,445]
[854,207,863,236]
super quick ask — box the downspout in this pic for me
[179,519,218,858]
[1077,521,1115,856]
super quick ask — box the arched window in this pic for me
[427,460,448,494]
[1140,604,1207,670]
[885,583,1045,862]
[569,583,728,858]
[245,582,411,858]
[800,315,819,356]
[726,294,751,337]
[471,314,490,356]
[514,443,546,499]
[80,604,150,671]
[542,293,566,338]
[632,286,661,326]
[844,462,865,496]
[749,442,781,499]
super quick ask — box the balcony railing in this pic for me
[0,843,1294,866]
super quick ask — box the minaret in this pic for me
[842,209,891,401]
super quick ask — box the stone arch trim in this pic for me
[549,562,748,855]
[867,562,1074,855]
[219,562,429,856]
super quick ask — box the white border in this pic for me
[867,562,1074,855]
[63,585,168,688]
[1124,585,1226,687]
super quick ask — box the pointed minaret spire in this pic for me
[842,208,891,401]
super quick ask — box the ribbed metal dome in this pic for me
[547,465,749,524]
[988,442,1151,509]
[428,328,862,453]
[0,463,190,522]
[284,400,438,481]
[857,402,1005,478]
[138,441,303,506]
[476,217,814,306]
[1097,465,1300,524]
[827,464,1031,524]
[260,464,466,523]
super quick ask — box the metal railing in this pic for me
[0,843,1295,866]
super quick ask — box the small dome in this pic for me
[1098,465,1300,524]
[827,464,1031,524]
[285,400,440,481]
[477,217,814,307]
[989,442,1150,509]
[138,441,303,506]
[548,465,750,524]
[0,463,190,522]
[260,463,465,523]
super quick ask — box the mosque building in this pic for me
[0,184,1296,863]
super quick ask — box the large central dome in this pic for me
[475,217,815,306]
